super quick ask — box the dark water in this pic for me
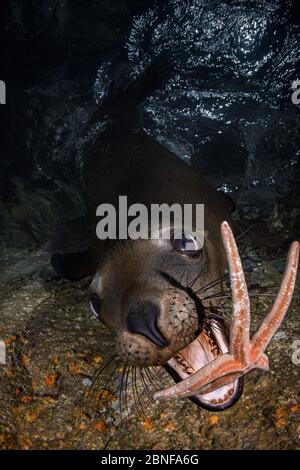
[99,0,300,217]
[1,0,300,249]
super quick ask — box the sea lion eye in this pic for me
[89,294,102,319]
[171,232,201,257]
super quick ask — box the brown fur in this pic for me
[53,62,234,367]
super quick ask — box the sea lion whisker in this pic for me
[130,367,144,419]
[201,292,281,302]
[139,369,151,403]
[122,364,132,415]
[199,290,229,300]
[179,316,198,343]
[86,357,115,396]
[96,361,121,412]
[123,365,132,415]
[196,274,229,293]
[187,265,207,289]
[179,267,187,286]
[118,364,128,416]
[203,304,266,321]
[204,307,231,322]
[170,316,195,352]
[134,367,149,420]
[86,354,117,396]
[199,281,280,295]
[129,367,138,416]
[133,367,142,412]
[99,360,121,395]
[140,368,156,404]
[197,286,230,297]
[235,223,257,241]
[86,344,115,360]
[142,368,154,393]
[145,367,161,391]
[143,367,158,390]
[204,311,226,321]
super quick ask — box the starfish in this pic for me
[154,221,300,401]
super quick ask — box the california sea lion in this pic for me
[51,59,243,410]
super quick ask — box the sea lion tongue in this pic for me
[164,320,243,411]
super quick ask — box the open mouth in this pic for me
[164,319,243,411]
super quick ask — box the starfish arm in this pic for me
[221,222,251,365]
[200,351,270,394]
[251,241,300,360]
[191,371,244,395]
[255,353,269,370]
[154,354,237,400]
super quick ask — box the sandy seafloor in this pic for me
[0,221,299,450]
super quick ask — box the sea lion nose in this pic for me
[127,302,167,348]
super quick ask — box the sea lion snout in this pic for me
[127,301,167,348]
[88,238,223,367]
[116,287,200,367]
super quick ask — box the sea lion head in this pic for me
[88,224,243,410]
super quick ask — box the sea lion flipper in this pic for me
[125,52,171,105]
[222,192,236,213]
[51,245,98,280]
[49,216,98,280]
[90,53,171,126]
